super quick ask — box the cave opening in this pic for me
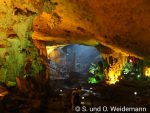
[44,43,147,88]
[31,39,150,87]
[46,44,103,88]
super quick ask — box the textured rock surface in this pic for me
[32,0,150,59]
[0,0,150,83]
[0,0,42,82]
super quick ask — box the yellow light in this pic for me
[106,57,125,85]
[46,45,65,55]
[46,46,58,55]
[106,69,120,85]
[145,67,150,77]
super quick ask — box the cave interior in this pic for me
[0,0,150,113]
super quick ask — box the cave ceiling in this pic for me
[32,0,150,59]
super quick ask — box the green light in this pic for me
[88,77,98,84]
[122,62,133,75]
[88,63,105,84]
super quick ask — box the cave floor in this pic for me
[0,79,150,113]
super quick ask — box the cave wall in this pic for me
[0,0,47,83]
[32,0,150,77]
[32,0,150,59]
[0,0,149,83]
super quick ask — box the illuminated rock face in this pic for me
[0,0,150,83]
[32,0,150,59]
[101,52,126,84]
[0,0,42,83]
[145,67,150,77]
[106,55,125,84]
